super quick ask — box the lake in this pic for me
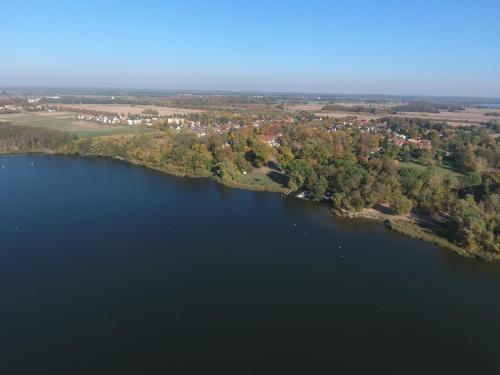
[1,154,499,374]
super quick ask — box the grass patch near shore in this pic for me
[385,219,483,259]
[76,127,154,138]
[238,171,288,191]
[0,112,155,138]
[217,171,288,193]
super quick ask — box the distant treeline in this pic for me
[0,123,76,153]
[0,98,25,106]
[45,96,138,105]
[321,104,389,114]
[485,112,500,117]
[322,101,466,115]
[44,95,283,109]
[391,101,465,113]
[486,121,500,132]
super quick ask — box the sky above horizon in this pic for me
[3,0,500,97]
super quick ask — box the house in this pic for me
[127,119,143,126]
[393,138,406,147]
[168,118,184,125]
[419,140,432,150]
[260,134,281,147]
[394,138,432,150]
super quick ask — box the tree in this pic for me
[216,158,240,182]
[235,152,252,173]
[389,193,413,215]
[189,143,213,175]
[286,159,313,191]
[448,196,493,253]
[277,146,294,170]
[402,145,411,162]
[305,171,328,200]
[455,144,479,173]
[249,140,273,167]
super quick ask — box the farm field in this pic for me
[393,107,497,127]
[0,111,155,138]
[289,102,497,127]
[287,101,403,112]
[56,104,203,116]
[314,111,379,121]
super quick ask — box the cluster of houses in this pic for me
[25,104,56,112]
[0,104,22,113]
[260,134,282,147]
[73,113,158,126]
[328,118,433,151]
[167,118,184,125]
[171,119,244,137]
[391,136,432,150]
[76,114,122,125]
[330,119,385,133]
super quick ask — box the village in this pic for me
[1,95,446,154]
[62,106,437,151]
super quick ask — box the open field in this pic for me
[287,103,326,111]
[393,107,498,127]
[327,101,404,108]
[315,111,380,121]
[287,101,403,112]
[56,104,203,116]
[289,102,497,126]
[0,111,155,138]
[399,161,464,185]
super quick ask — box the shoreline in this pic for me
[1,150,498,262]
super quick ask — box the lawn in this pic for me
[399,160,464,185]
[0,111,155,138]
[238,171,288,191]
[75,127,155,138]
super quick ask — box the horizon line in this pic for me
[1,84,500,101]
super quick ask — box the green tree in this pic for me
[389,193,413,215]
[277,146,294,170]
[217,158,241,182]
[286,159,313,191]
[249,140,273,167]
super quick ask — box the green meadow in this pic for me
[0,111,154,138]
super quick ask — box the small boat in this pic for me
[296,190,312,199]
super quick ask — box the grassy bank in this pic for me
[331,206,500,261]
[215,176,289,193]
[384,219,475,259]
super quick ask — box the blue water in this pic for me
[480,103,500,109]
[1,154,499,374]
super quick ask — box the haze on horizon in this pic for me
[3,0,499,98]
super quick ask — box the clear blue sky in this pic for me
[2,0,499,97]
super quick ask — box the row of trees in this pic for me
[0,123,76,152]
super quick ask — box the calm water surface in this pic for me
[1,155,499,374]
